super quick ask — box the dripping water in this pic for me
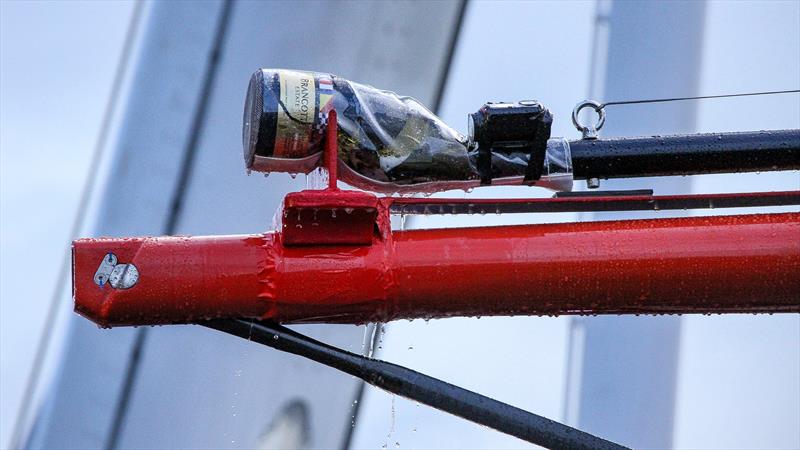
[382,395,396,449]
[227,320,254,444]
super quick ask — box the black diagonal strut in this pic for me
[202,320,629,450]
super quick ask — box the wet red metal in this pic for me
[281,109,380,246]
[72,113,800,327]
[325,110,338,189]
[73,235,267,327]
[281,190,379,246]
[73,212,800,327]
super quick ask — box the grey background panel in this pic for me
[570,2,706,449]
[596,1,704,139]
[27,3,227,449]
[112,1,463,449]
[96,1,228,237]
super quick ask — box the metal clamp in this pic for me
[94,253,139,289]
[572,100,605,140]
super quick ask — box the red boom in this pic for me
[73,212,800,327]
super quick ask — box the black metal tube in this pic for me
[568,129,800,180]
[202,320,628,450]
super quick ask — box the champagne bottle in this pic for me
[243,69,572,193]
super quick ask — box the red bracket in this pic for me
[281,110,379,246]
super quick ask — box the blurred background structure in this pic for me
[1,1,798,449]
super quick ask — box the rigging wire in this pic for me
[600,89,800,108]
[573,89,800,136]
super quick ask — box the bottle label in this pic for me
[318,74,335,114]
[275,70,317,158]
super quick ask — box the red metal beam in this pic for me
[74,212,800,327]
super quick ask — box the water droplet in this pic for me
[362,325,370,355]
[367,324,381,358]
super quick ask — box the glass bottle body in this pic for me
[243,69,572,193]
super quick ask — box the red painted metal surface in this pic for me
[281,190,379,246]
[74,212,800,327]
[281,110,380,246]
[73,235,266,327]
[325,110,338,189]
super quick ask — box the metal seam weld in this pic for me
[259,233,279,320]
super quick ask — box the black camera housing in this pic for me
[469,101,553,185]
